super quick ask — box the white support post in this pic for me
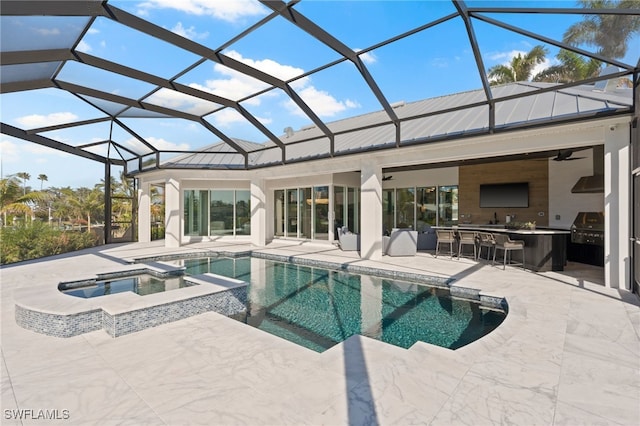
[604,128,631,289]
[251,178,267,247]
[137,181,151,243]
[360,161,383,260]
[165,177,181,248]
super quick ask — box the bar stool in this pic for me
[492,234,525,270]
[435,229,456,258]
[477,232,495,260]
[457,230,477,260]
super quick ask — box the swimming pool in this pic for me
[166,256,506,352]
[60,274,197,298]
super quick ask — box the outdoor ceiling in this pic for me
[1,0,638,175]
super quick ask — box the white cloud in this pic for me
[0,138,68,165]
[206,108,272,128]
[0,139,20,163]
[87,28,100,35]
[208,108,245,126]
[24,144,64,156]
[355,49,377,65]
[145,88,218,115]
[146,137,190,151]
[532,58,554,78]
[15,112,79,128]
[171,22,209,40]
[186,50,300,104]
[225,50,306,83]
[184,50,359,119]
[430,57,449,68]
[489,49,554,80]
[124,136,190,153]
[287,87,359,118]
[34,27,60,36]
[223,52,358,117]
[137,0,267,23]
[76,39,91,53]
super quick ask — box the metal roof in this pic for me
[1,0,638,175]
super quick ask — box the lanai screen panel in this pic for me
[0,1,637,173]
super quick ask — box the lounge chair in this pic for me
[383,228,418,256]
[337,226,360,251]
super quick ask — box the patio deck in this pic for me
[1,240,638,425]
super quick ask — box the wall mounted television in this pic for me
[479,182,529,208]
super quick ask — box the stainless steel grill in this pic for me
[571,212,604,246]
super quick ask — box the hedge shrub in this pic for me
[0,222,99,265]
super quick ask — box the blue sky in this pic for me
[1,0,638,189]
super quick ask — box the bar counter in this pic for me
[437,226,570,272]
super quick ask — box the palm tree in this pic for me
[487,45,549,85]
[564,0,640,60]
[534,49,602,83]
[16,172,30,196]
[0,176,44,225]
[37,174,48,190]
[67,187,104,232]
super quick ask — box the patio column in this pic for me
[251,178,267,247]
[360,161,383,260]
[137,181,151,243]
[604,127,631,289]
[165,177,181,248]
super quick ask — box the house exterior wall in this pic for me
[548,148,604,229]
[137,116,632,289]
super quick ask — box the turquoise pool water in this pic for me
[61,274,195,298]
[175,257,505,352]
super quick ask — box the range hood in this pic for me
[571,146,604,193]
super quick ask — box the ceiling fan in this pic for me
[552,149,586,161]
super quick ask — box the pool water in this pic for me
[175,257,505,352]
[61,274,196,298]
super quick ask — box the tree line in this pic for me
[0,171,138,264]
[0,172,134,230]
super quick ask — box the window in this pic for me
[184,190,208,236]
[287,189,299,237]
[384,185,458,229]
[416,186,437,229]
[236,190,251,235]
[347,187,359,234]
[183,189,250,237]
[313,186,329,239]
[274,189,285,237]
[438,185,459,226]
[396,187,415,228]
[334,186,345,231]
[210,190,234,235]
[383,188,395,234]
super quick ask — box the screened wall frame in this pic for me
[1,0,637,176]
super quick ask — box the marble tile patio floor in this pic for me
[1,240,639,425]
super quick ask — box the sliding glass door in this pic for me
[383,185,458,230]
[277,185,359,241]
